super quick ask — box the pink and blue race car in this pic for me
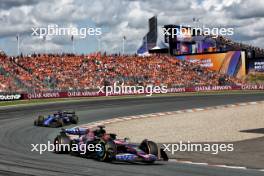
[53,126,168,163]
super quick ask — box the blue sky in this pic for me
[0,0,264,56]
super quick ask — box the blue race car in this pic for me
[34,111,79,127]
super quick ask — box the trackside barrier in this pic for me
[0,85,263,101]
[17,84,264,100]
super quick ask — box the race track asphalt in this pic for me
[0,93,264,176]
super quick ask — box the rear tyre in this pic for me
[58,118,64,127]
[50,121,59,128]
[38,115,44,121]
[69,140,79,156]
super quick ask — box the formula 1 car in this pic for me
[53,126,168,163]
[34,111,79,127]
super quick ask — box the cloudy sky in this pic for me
[0,0,263,56]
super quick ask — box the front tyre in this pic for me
[139,140,158,163]
[34,120,38,126]
[139,140,158,156]
[96,140,116,162]
[53,135,71,154]
[35,115,44,126]
[71,115,79,124]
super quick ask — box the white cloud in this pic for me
[0,0,263,55]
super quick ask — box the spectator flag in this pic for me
[137,35,149,55]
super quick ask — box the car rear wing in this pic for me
[61,127,86,136]
[63,111,76,114]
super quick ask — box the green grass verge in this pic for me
[0,90,264,107]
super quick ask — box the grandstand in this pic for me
[215,36,264,58]
[0,53,243,93]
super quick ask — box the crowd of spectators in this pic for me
[0,55,20,92]
[216,36,264,57]
[0,53,244,93]
[0,54,45,92]
[0,74,19,92]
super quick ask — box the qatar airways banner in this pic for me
[167,86,240,93]
[18,84,264,100]
[22,91,105,99]
[240,84,264,90]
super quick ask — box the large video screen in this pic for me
[175,51,246,78]
[177,27,192,42]
[247,58,264,73]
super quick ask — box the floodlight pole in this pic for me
[122,37,125,55]
[97,38,101,53]
[17,34,20,56]
[72,40,75,54]
[145,35,148,53]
